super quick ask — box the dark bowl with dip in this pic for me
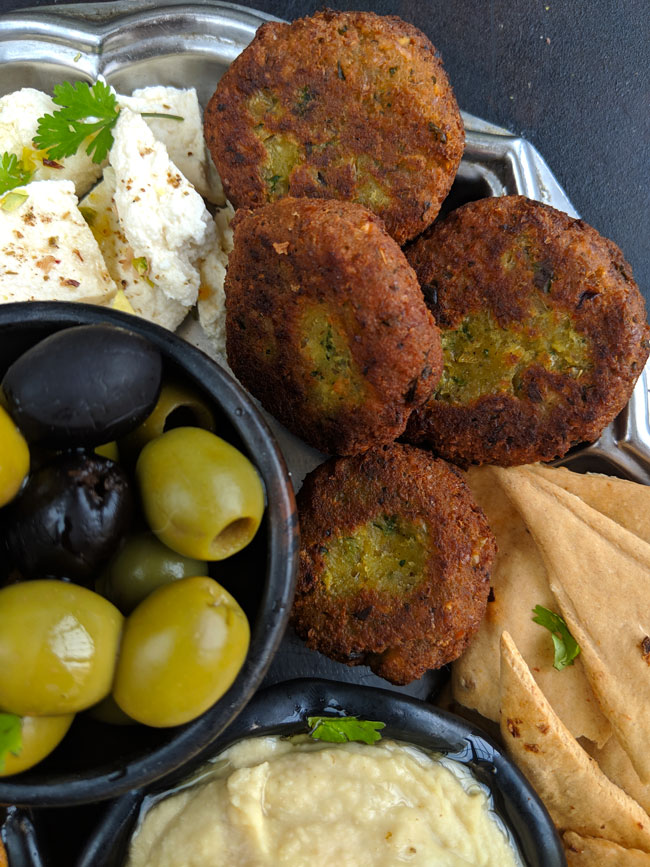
[76,678,566,867]
[0,301,299,808]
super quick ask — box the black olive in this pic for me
[2,452,134,586]
[2,324,163,448]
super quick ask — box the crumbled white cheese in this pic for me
[0,88,104,197]
[80,168,189,330]
[109,109,216,308]
[214,199,235,255]
[0,179,116,304]
[118,86,225,205]
[197,202,235,358]
[197,242,228,357]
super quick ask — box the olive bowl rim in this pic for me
[75,677,566,867]
[0,300,299,808]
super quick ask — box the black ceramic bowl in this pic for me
[77,678,566,867]
[0,301,299,807]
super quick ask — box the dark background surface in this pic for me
[0,0,648,863]
[3,0,649,302]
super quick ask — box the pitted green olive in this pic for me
[0,581,123,716]
[0,403,29,507]
[136,427,265,560]
[112,576,250,727]
[0,713,74,776]
[99,532,207,613]
[120,380,215,458]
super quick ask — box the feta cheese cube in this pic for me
[109,109,216,308]
[0,179,116,304]
[118,86,225,205]
[0,88,104,197]
[80,168,189,330]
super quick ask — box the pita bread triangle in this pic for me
[499,630,650,851]
[454,465,612,746]
[494,467,650,784]
[563,831,650,866]
[528,464,650,543]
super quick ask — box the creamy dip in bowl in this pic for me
[76,679,566,867]
[127,735,522,867]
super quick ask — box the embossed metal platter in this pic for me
[1,0,648,706]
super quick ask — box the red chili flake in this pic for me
[42,158,63,168]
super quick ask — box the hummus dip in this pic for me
[127,735,521,867]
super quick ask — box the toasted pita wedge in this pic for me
[529,465,650,544]
[582,735,650,815]
[453,466,611,745]
[499,631,650,851]
[564,831,650,866]
[495,467,650,784]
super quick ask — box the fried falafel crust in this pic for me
[205,10,464,245]
[291,444,496,685]
[225,197,442,456]
[405,195,650,467]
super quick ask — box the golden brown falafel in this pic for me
[291,444,496,685]
[404,195,650,467]
[205,9,464,245]
[225,197,442,455]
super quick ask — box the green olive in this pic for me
[113,576,249,727]
[0,713,74,776]
[136,427,265,561]
[0,581,123,716]
[0,403,29,507]
[99,532,207,613]
[119,380,215,459]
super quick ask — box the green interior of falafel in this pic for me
[320,515,429,597]
[436,308,592,404]
[249,90,303,197]
[247,86,400,205]
[300,304,367,413]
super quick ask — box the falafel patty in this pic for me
[291,444,496,685]
[204,10,464,245]
[404,195,650,467]
[225,197,442,455]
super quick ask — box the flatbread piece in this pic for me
[499,630,650,851]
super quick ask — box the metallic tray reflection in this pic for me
[1,0,648,488]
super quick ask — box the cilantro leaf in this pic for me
[532,604,581,671]
[0,713,22,772]
[33,80,120,164]
[307,715,385,744]
[52,79,117,122]
[0,152,33,196]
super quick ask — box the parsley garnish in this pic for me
[307,715,385,744]
[0,152,32,195]
[34,80,120,164]
[0,713,22,771]
[33,81,185,166]
[532,604,581,671]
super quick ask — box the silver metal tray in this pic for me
[1,0,649,701]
